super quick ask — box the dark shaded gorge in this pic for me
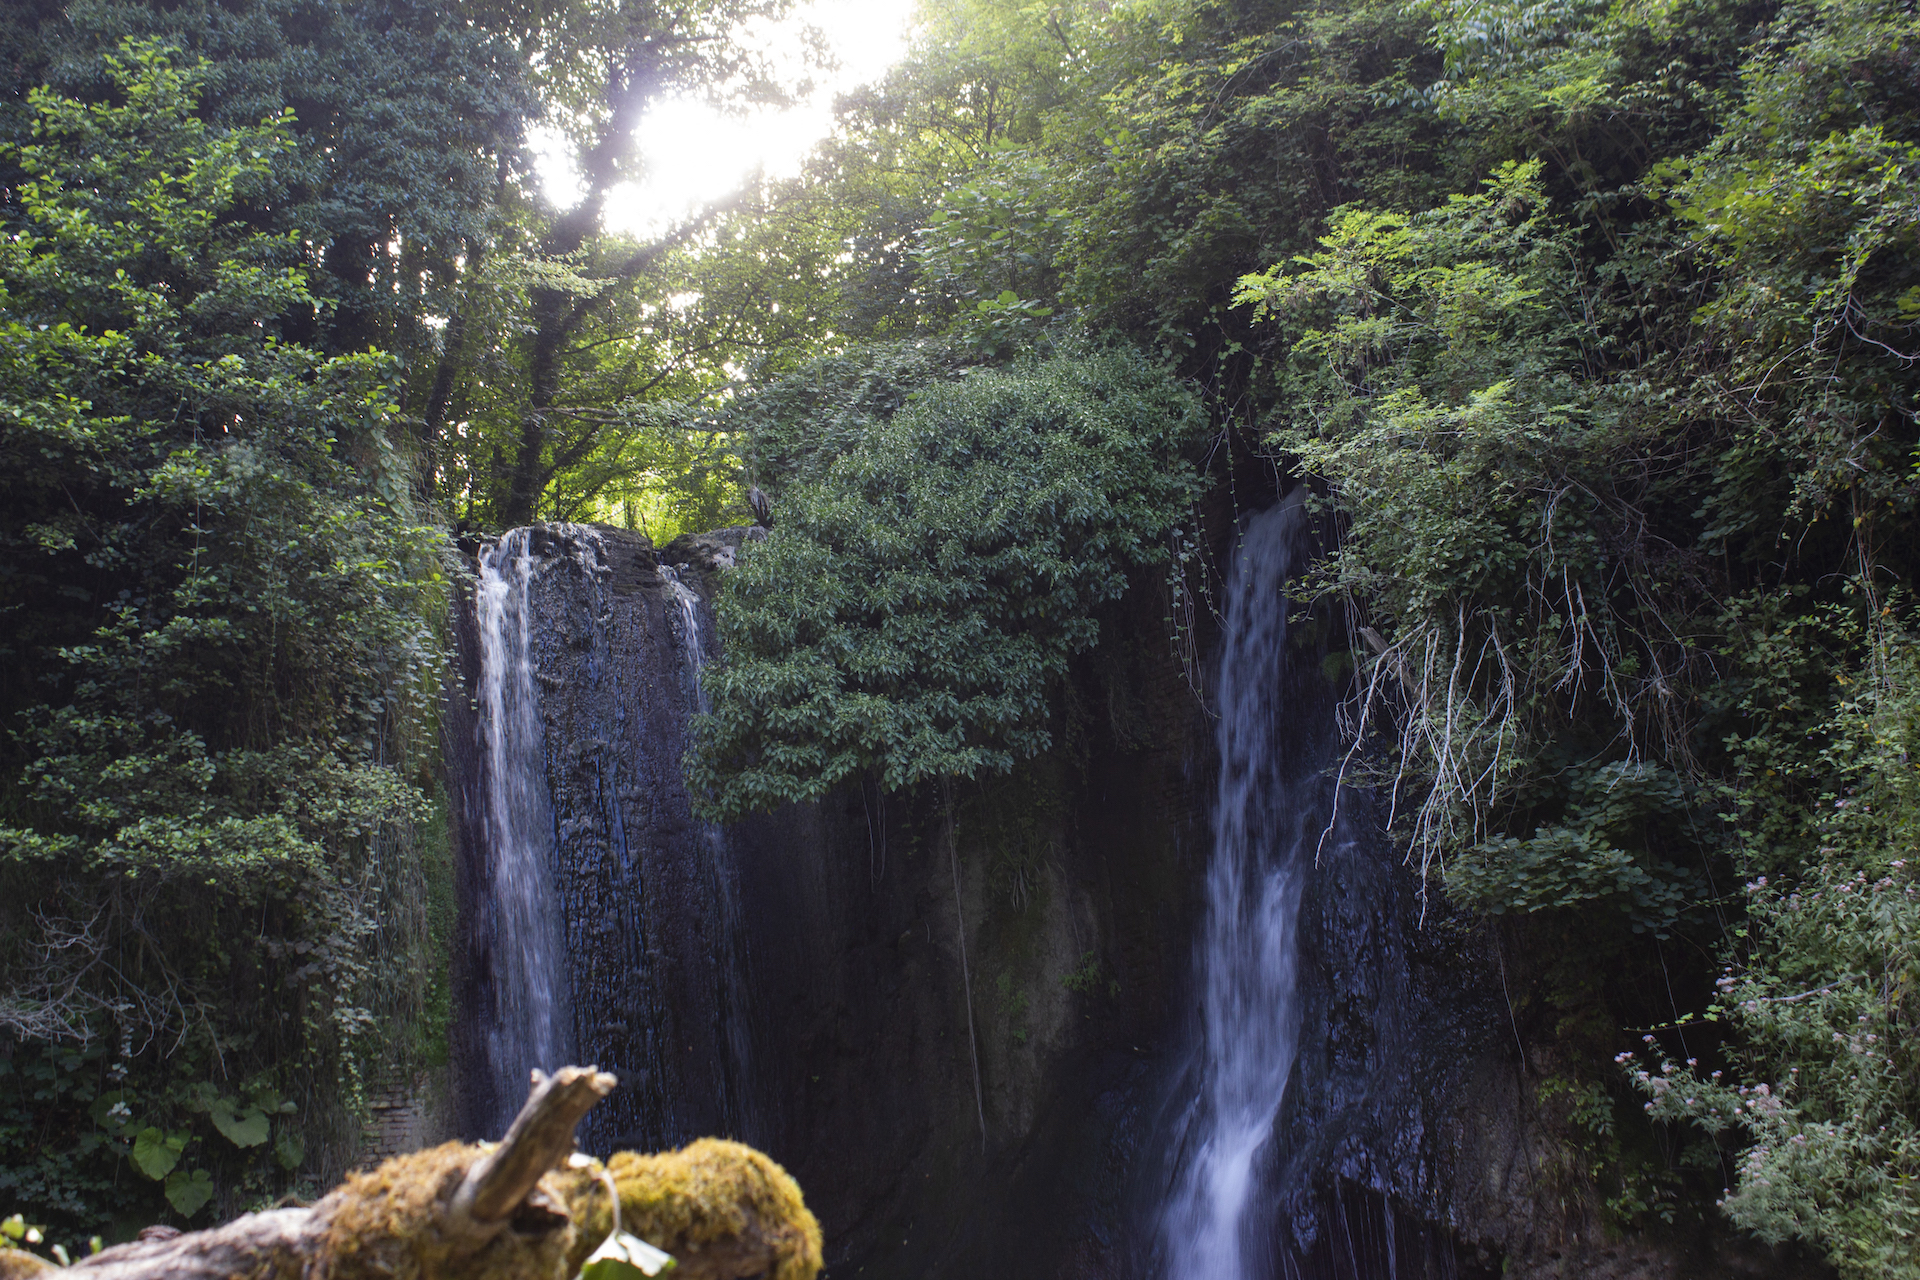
[440,514,1803,1280]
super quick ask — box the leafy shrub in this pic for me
[1624,616,1920,1278]
[1236,159,1719,909]
[0,42,446,1242]
[686,346,1205,819]
[734,339,971,489]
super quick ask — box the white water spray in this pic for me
[1162,495,1313,1280]
[475,528,575,1133]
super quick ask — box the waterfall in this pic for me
[661,566,706,675]
[474,528,575,1135]
[1162,494,1316,1279]
[660,564,760,1144]
[453,524,766,1152]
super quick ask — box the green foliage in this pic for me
[580,1229,679,1280]
[1413,0,1742,192]
[1217,0,1918,1263]
[0,1047,136,1237]
[1056,0,1463,367]
[0,40,443,868]
[734,341,971,487]
[916,151,1065,357]
[965,765,1062,914]
[2,0,827,532]
[0,43,449,1244]
[0,1210,95,1267]
[0,0,1910,1267]
[1060,950,1118,999]
[207,1099,270,1150]
[1451,762,1708,933]
[1,0,541,435]
[1623,612,1920,1278]
[1239,160,1719,916]
[0,1041,302,1246]
[993,972,1032,1046]
[129,1129,186,1182]
[542,400,747,542]
[686,347,1205,819]
[1663,0,1920,558]
[163,1169,215,1219]
[411,0,815,528]
[1534,1072,1691,1228]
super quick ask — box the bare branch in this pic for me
[451,1065,619,1229]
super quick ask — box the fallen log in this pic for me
[0,1066,822,1280]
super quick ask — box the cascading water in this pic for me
[1161,494,1316,1279]
[660,564,760,1144]
[446,518,1502,1277]
[452,524,771,1151]
[474,527,576,1135]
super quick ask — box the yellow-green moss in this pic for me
[558,1140,822,1280]
[315,1141,574,1280]
[4,1138,818,1280]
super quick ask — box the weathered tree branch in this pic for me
[452,1066,617,1231]
[0,1067,820,1280]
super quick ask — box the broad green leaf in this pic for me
[209,1098,269,1148]
[274,1126,305,1171]
[582,1256,653,1280]
[131,1127,186,1180]
[578,1231,676,1280]
[163,1168,215,1218]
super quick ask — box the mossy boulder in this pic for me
[0,1138,821,1280]
[559,1140,823,1280]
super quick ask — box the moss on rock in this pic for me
[6,1133,819,1279]
[314,1142,574,1280]
[558,1140,822,1280]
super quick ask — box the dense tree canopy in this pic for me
[0,0,812,1240]
[2,0,1918,1271]
[0,41,443,1230]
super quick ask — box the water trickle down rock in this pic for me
[1150,494,1504,1280]
[449,524,760,1153]
[1158,495,1315,1280]
[469,526,578,1139]
[660,554,761,1146]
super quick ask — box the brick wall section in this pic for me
[360,1076,432,1164]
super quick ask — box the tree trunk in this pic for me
[0,1067,822,1280]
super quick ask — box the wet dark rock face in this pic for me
[1265,814,1507,1280]
[1053,501,1508,1280]
[443,518,1816,1280]
[659,525,766,594]
[443,522,1213,1274]
[447,525,748,1152]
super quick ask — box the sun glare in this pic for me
[534,0,914,238]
